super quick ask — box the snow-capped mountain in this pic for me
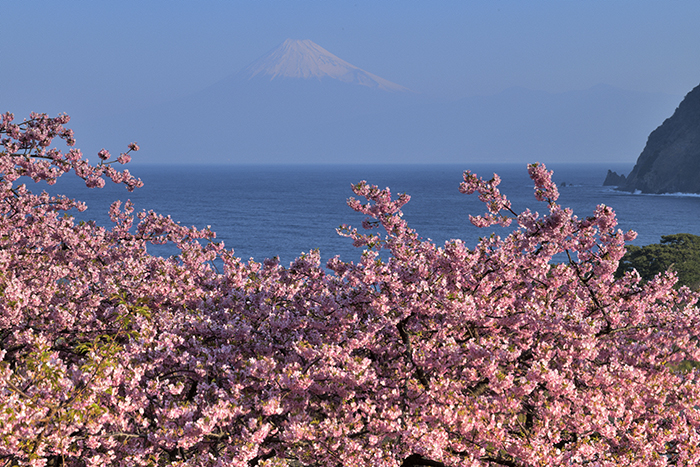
[77,39,681,166]
[241,39,410,92]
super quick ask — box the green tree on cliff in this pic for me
[617,233,700,288]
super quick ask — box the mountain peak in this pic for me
[241,39,410,92]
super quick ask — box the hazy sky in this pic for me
[5,0,700,119]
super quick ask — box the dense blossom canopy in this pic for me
[1,112,700,466]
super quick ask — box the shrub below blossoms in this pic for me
[1,113,700,467]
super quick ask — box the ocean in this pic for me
[38,163,700,266]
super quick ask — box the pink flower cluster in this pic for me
[0,112,142,190]
[1,113,700,466]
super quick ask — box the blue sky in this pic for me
[5,0,700,117]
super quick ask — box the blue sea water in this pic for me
[37,163,700,266]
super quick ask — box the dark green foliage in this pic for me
[617,233,700,289]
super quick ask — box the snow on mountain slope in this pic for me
[241,39,410,92]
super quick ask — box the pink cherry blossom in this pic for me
[1,114,699,466]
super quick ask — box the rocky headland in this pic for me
[615,83,700,193]
[603,169,627,186]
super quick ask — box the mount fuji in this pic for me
[240,39,410,92]
[83,39,422,163]
[77,40,682,165]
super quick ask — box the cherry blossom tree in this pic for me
[1,112,699,467]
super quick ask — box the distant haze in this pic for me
[3,2,699,165]
[70,38,683,166]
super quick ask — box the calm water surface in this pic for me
[38,163,700,266]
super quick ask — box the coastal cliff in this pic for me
[620,83,700,193]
